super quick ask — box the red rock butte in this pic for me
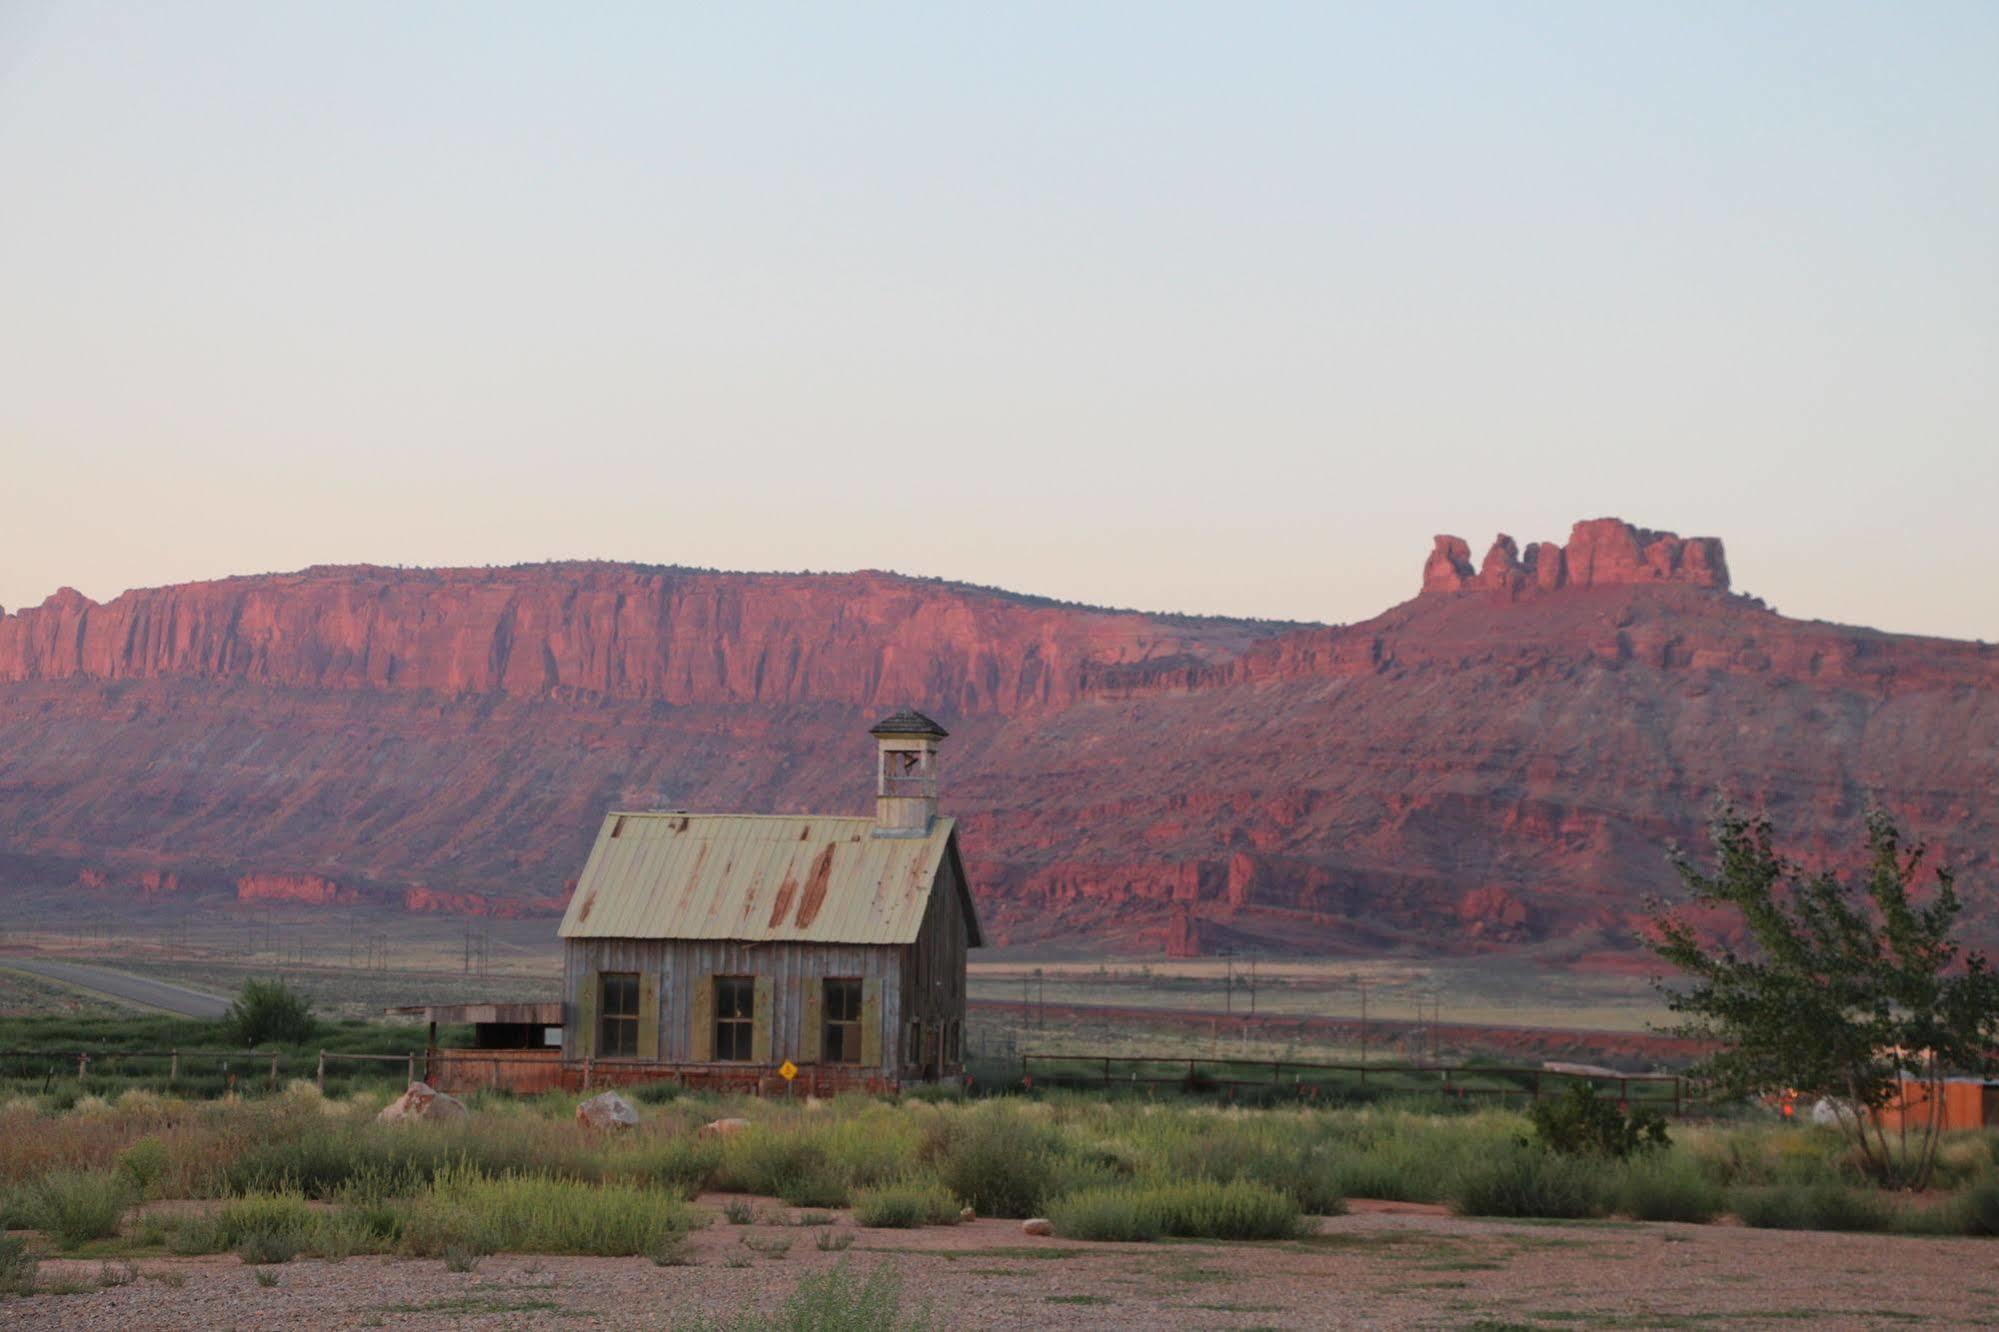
[1,521,1993,960]
[1421,519,1730,597]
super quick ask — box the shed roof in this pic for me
[557,812,980,947]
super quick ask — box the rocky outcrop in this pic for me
[1422,519,1730,596]
[236,873,357,906]
[1422,537,1477,594]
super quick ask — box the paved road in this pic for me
[0,957,231,1018]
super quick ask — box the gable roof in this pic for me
[557,812,981,947]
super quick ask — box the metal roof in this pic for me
[557,812,974,946]
[869,708,949,738]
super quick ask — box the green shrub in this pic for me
[1615,1154,1723,1223]
[1050,1180,1304,1242]
[1048,1187,1162,1242]
[680,1259,934,1331]
[399,1165,691,1256]
[723,1199,756,1225]
[1954,1178,1999,1237]
[235,1230,300,1265]
[776,1169,849,1209]
[714,1133,835,1203]
[1732,1183,1894,1232]
[213,1192,318,1253]
[223,979,317,1047]
[623,1137,722,1197]
[23,1170,131,1248]
[0,1189,27,1231]
[1528,1083,1669,1158]
[116,1138,171,1197]
[851,1182,961,1229]
[0,1234,35,1295]
[1450,1148,1606,1219]
[935,1108,1061,1218]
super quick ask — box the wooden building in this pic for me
[543,709,981,1093]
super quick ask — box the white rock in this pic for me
[1020,1217,1053,1236]
[575,1090,641,1130]
[376,1080,469,1124]
[699,1116,753,1138]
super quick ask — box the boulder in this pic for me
[1020,1218,1053,1236]
[699,1117,753,1138]
[376,1080,468,1124]
[575,1090,640,1130]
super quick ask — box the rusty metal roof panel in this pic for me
[558,813,956,945]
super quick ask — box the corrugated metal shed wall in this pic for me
[559,813,955,945]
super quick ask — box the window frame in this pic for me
[821,977,864,1065]
[597,971,640,1059]
[713,975,756,1063]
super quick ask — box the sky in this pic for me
[2,3,1995,639]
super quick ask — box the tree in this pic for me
[1650,805,1999,1190]
[223,978,317,1047]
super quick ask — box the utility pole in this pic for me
[1358,977,1369,1067]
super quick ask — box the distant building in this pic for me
[414,709,981,1094]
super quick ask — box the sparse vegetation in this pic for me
[679,1259,935,1331]
[0,1057,1993,1269]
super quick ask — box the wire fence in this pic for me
[1018,1051,1706,1113]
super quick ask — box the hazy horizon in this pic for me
[4,4,1995,640]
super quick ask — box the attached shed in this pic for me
[555,709,981,1091]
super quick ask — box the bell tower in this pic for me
[870,708,948,836]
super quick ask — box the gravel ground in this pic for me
[8,1198,1995,1330]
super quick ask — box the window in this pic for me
[822,979,863,1064]
[598,972,639,1058]
[714,976,755,1062]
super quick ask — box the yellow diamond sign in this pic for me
[778,1060,799,1081]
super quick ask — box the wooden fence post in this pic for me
[77,1052,89,1081]
[406,1051,416,1087]
[169,1049,178,1084]
[269,1051,280,1090]
[316,1050,326,1092]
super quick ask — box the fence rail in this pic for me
[1019,1051,1703,1113]
[0,1047,427,1092]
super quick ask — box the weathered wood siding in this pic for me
[562,937,907,1075]
[903,853,971,1076]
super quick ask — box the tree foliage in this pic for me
[223,978,317,1048]
[1650,806,1999,1189]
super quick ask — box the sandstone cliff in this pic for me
[2,523,1993,960]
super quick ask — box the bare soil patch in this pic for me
[7,1197,1993,1329]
